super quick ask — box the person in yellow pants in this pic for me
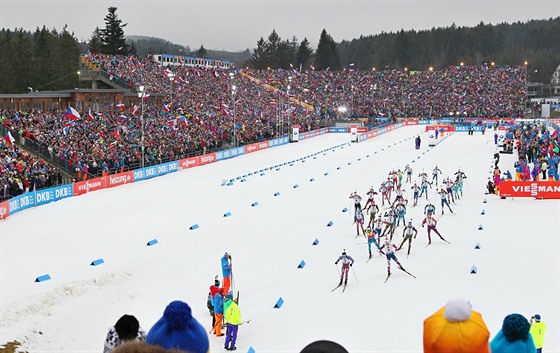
[530,314,546,353]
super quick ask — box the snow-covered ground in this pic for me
[1,126,558,353]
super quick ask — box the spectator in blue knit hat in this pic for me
[146,300,209,353]
[490,313,536,353]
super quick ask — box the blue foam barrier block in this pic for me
[224,211,232,217]
[248,172,253,176]
[190,224,199,230]
[293,184,299,188]
[470,265,478,274]
[230,178,235,182]
[313,157,317,159]
[298,260,306,269]
[248,347,256,353]
[324,172,329,176]
[91,258,105,266]
[337,167,341,170]
[274,192,280,196]
[358,158,361,161]
[342,207,348,212]
[475,242,481,249]
[236,176,241,180]
[310,178,315,182]
[147,239,159,246]
[347,162,352,165]
[35,274,51,282]
[251,202,259,207]
[241,179,246,182]
[274,297,284,308]
[260,173,265,176]
[323,153,327,156]
[412,160,415,163]
[327,221,333,227]
[312,239,319,245]
[478,224,484,230]
[483,199,487,203]
[381,149,384,151]
[417,156,421,159]
[302,160,306,163]
[366,154,370,157]
[243,174,247,177]
[481,210,485,215]
[227,182,234,186]
[290,164,294,167]
[276,168,281,171]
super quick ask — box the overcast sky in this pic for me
[1,0,558,52]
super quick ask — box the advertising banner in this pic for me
[500,181,560,198]
[105,171,134,189]
[497,127,507,146]
[0,200,10,220]
[133,166,159,182]
[73,177,106,196]
[245,142,260,154]
[427,129,437,146]
[156,161,180,176]
[35,184,73,206]
[292,125,300,142]
[216,146,245,161]
[9,193,36,214]
[269,137,289,147]
[180,156,200,169]
[350,125,358,142]
[199,152,217,165]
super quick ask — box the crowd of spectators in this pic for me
[0,55,529,199]
[244,64,526,119]
[509,121,559,181]
[0,138,63,201]
[101,298,545,353]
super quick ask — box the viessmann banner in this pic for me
[500,181,560,198]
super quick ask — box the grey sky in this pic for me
[1,0,558,52]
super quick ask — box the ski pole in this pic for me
[351,266,358,281]
[335,263,340,277]
[230,256,236,295]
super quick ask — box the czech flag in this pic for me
[116,103,125,110]
[62,126,70,135]
[87,109,94,121]
[65,107,80,120]
[5,131,15,145]
[162,103,171,113]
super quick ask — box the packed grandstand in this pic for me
[1,54,528,201]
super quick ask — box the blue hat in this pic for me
[534,314,541,321]
[146,300,209,353]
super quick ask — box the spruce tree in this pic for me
[101,7,128,55]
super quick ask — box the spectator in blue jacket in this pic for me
[212,288,225,337]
